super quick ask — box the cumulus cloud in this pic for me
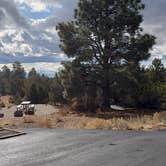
[15,0,60,12]
[143,0,166,61]
[0,0,78,67]
[15,0,77,13]
[0,0,165,76]
[0,0,29,29]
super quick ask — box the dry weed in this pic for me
[0,110,165,130]
[85,118,112,130]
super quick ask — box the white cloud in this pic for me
[0,0,76,69]
[143,0,166,63]
[0,0,165,76]
[0,0,29,29]
[15,0,61,12]
[12,32,24,42]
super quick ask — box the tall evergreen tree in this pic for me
[11,62,25,97]
[29,83,38,104]
[28,68,37,78]
[57,0,155,108]
[0,65,11,95]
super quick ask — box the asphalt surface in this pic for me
[0,129,166,166]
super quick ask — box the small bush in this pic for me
[24,115,36,123]
[71,96,97,113]
[36,116,52,128]
[85,119,112,130]
[0,102,5,108]
[9,96,15,104]
[24,115,52,128]
[57,108,68,117]
[153,112,160,123]
[14,96,22,105]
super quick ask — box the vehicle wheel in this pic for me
[0,113,4,118]
[14,111,23,117]
[25,111,35,115]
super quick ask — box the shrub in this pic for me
[9,96,15,104]
[85,118,112,129]
[0,102,5,108]
[14,96,22,105]
[71,96,97,113]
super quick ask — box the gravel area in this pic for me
[0,104,59,120]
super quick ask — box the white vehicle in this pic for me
[110,105,125,111]
[15,101,36,117]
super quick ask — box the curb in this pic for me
[0,128,26,139]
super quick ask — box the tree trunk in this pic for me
[102,68,110,109]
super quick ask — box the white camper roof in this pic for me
[17,105,22,109]
[29,104,35,108]
[21,101,31,105]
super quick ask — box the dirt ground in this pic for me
[0,103,166,131]
[0,104,59,121]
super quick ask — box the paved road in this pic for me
[0,129,166,166]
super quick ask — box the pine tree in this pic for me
[57,0,155,108]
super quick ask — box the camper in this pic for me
[14,101,36,117]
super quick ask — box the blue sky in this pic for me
[0,0,166,76]
[20,5,54,19]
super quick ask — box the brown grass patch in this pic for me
[85,119,112,130]
[83,111,166,130]
[0,95,13,108]
[23,115,52,128]
[59,111,166,131]
[0,109,165,131]
[0,118,24,128]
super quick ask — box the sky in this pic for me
[0,0,166,76]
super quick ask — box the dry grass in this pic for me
[23,115,53,128]
[0,118,24,128]
[0,95,13,108]
[84,111,166,130]
[46,110,166,131]
[85,119,112,130]
[0,110,166,131]
[0,115,53,128]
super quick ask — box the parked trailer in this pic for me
[14,101,36,117]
